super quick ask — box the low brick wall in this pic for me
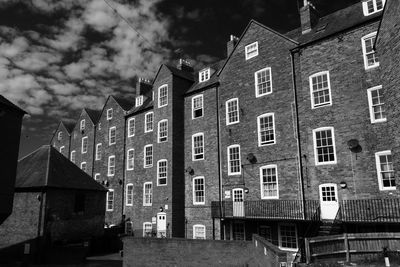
[123,235,294,267]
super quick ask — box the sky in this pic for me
[0,0,358,157]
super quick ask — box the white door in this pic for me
[319,184,339,220]
[232,188,244,217]
[157,212,166,238]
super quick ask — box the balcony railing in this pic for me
[212,198,400,223]
[211,200,320,221]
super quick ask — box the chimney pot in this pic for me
[300,1,318,34]
[177,58,194,72]
[227,35,239,57]
[136,77,152,96]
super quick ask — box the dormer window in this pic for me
[199,68,210,83]
[57,131,63,140]
[245,42,258,60]
[362,0,385,16]
[107,108,113,120]
[136,95,143,107]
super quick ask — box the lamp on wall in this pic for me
[185,166,195,176]
[339,181,347,189]
[159,207,164,212]
[243,187,250,194]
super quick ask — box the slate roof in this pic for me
[84,108,102,124]
[126,97,153,116]
[185,60,225,95]
[112,96,135,111]
[165,65,195,81]
[61,120,76,134]
[16,145,106,191]
[0,95,27,115]
[285,2,383,46]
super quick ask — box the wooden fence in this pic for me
[305,232,400,263]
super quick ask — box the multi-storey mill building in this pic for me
[50,0,400,252]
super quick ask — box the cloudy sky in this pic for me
[0,0,357,157]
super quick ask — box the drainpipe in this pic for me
[121,113,127,229]
[91,123,97,178]
[216,85,224,240]
[290,50,306,221]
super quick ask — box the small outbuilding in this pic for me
[0,145,106,261]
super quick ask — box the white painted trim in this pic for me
[143,144,153,168]
[126,183,133,206]
[226,98,239,125]
[257,113,276,147]
[278,223,298,251]
[157,119,168,143]
[144,112,154,133]
[143,222,152,237]
[95,143,102,160]
[157,159,168,186]
[254,67,273,97]
[158,84,168,108]
[375,150,396,191]
[143,182,153,206]
[108,155,115,177]
[367,85,386,123]
[109,126,116,145]
[312,127,337,166]
[227,144,241,175]
[260,164,279,199]
[106,189,114,211]
[309,71,332,109]
[245,41,258,60]
[199,68,210,83]
[192,94,204,119]
[126,149,134,171]
[361,32,379,70]
[192,133,204,161]
[127,118,135,137]
[81,136,88,154]
[193,224,206,239]
[106,108,113,120]
[362,0,385,16]
[193,176,205,205]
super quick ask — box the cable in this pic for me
[102,0,154,48]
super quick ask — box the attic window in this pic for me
[136,95,144,107]
[58,131,63,140]
[199,68,210,83]
[107,108,113,120]
[80,119,85,131]
[362,0,385,16]
[245,42,258,60]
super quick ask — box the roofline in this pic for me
[217,19,299,76]
[45,145,52,187]
[374,1,389,49]
[15,186,107,192]
[184,81,220,97]
[125,104,153,118]
[83,108,100,125]
[18,145,48,161]
[291,13,382,51]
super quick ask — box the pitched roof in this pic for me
[84,108,102,124]
[153,64,195,83]
[126,97,153,116]
[61,120,76,134]
[112,96,135,111]
[16,145,106,191]
[185,59,225,95]
[285,2,382,46]
[0,95,27,115]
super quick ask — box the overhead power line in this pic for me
[102,0,154,48]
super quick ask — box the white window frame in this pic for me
[106,189,114,211]
[136,95,143,107]
[108,155,115,177]
[70,150,76,163]
[158,84,168,108]
[57,131,62,140]
[144,112,154,133]
[95,143,102,160]
[361,32,379,70]
[81,136,88,154]
[143,182,153,206]
[278,223,298,251]
[199,68,210,83]
[94,173,100,181]
[257,113,276,146]
[157,159,168,186]
[192,133,204,161]
[144,144,153,168]
[106,108,113,120]
[80,119,85,131]
[158,119,168,143]
[143,222,152,237]
[313,127,337,166]
[260,164,279,199]
[362,0,385,16]
[254,67,273,97]
[309,71,332,109]
[193,176,205,205]
[126,183,133,206]
[227,144,241,175]
[127,149,134,170]
[60,146,65,153]
[245,41,258,60]
[127,118,135,137]
[226,98,239,125]
[192,95,204,119]
[367,85,386,123]
[193,224,206,239]
[109,126,116,145]
[80,162,87,172]
[375,150,396,191]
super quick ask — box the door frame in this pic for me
[319,183,339,220]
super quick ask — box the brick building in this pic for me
[0,145,106,261]
[50,120,75,158]
[49,0,400,253]
[0,96,26,224]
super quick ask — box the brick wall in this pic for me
[50,123,71,158]
[296,20,396,201]
[93,97,126,225]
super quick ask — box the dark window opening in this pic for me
[74,193,85,214]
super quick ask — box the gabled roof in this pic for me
[285,2,383,47]
[126,97,153,116]
[152,64,195,85]
[0,95,27,115]
[375,0,394,48]
[218,19,298,76]
[61,120,76,134]
[112,96,135,111]
[16,145,106,191]
[84,108,102,124]
[185,59,225,95]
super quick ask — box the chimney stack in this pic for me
[177,59,194,72]
[136,78,152,96]
[227,35,239,57]
[300,1,318,34]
